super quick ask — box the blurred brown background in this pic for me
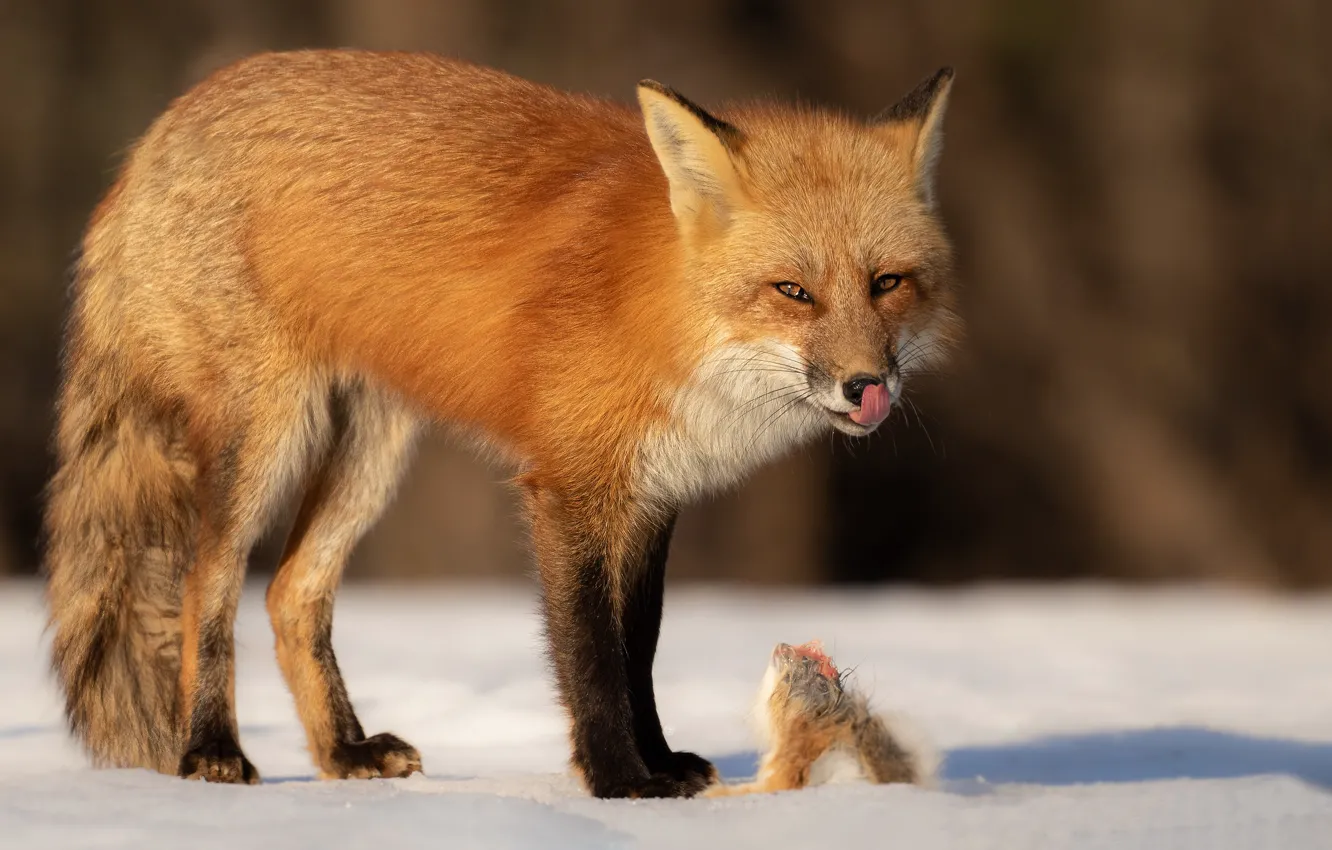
[2,0,1329,585]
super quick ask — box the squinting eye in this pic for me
[774,282,812,303]
[873,273,905,295]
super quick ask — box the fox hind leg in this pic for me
[178,379,328,785]
[266,384,421,780]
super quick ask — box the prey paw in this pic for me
[179,741,261,785]
[323,732,422,779]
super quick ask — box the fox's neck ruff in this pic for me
[634,339,828,505]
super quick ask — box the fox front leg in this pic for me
[526,486,707,798]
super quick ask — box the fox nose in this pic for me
[842,374,883,406]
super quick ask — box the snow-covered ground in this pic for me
[2,579,1331,848]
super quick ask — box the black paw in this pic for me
[590,768,709,799]
[653,750,717,795]
[323,732,422,779]
[178,738,260,785]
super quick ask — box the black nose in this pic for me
[842,374,882,405]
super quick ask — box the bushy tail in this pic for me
[44,319,198,774]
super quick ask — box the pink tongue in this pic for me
[850,382,890,426]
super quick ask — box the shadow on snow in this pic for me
[711,726,1332,790]
[941,727,1332,789]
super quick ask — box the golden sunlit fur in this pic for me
[44,50,957,796]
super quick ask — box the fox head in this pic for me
[638,70,958,440]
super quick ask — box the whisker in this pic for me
[726,385,809,423]
[700,366,807,382]
[746,390,814,454]
[903,395,938,456]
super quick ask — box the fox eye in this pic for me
[774,282,812,303]
[873,273,904,295]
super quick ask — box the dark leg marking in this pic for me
[533,491,704,799]
[311,600,421,779]
[179,605,259,784]
[622,513,716,794]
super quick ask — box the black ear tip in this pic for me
[638,79,669,96]
[877,66,955,124]
[923,67,955,96]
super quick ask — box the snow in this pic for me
[2,579,1331,848]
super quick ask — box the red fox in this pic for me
[44,50,957,798]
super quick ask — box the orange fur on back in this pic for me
[120,53,694,496]
[104,51,957,502]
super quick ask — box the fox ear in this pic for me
[877,67,954,208]
[637,81,747,227]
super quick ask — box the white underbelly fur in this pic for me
[635,341,827,505]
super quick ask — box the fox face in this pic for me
[703,132,955,437]
[636,71,957,502]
